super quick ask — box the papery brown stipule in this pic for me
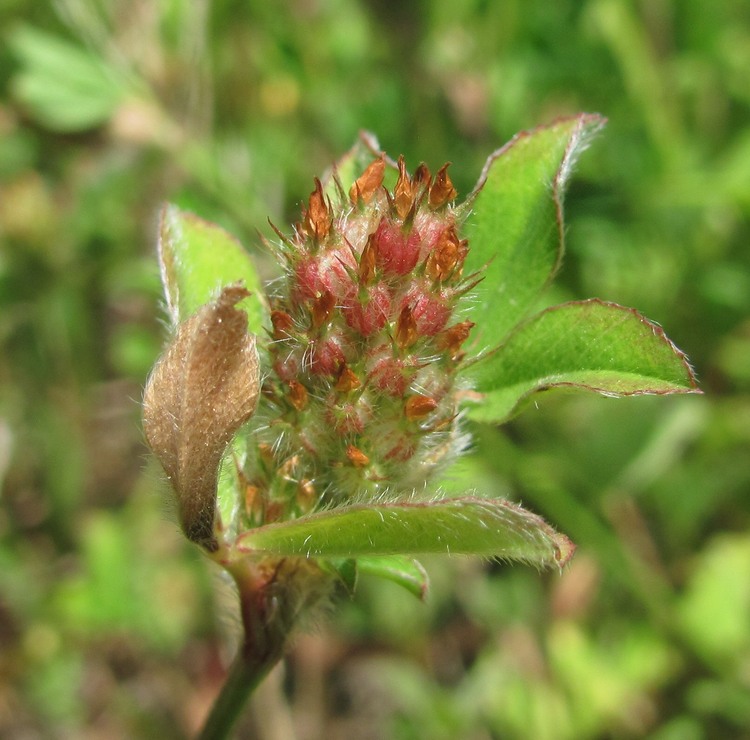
[143,284,260,551]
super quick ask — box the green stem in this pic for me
[196,557,288,740]
[197,643,282,740]
[197,555,329,739]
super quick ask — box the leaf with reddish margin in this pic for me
[461,114,606,352]
[158,204,267,334]
[464,299,701,423]
[236,496,575,570]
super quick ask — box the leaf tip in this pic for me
[554,534,577,570]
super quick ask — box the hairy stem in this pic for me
[197,641,283,740]
[197,555,331,739]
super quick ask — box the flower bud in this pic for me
[372,217,422,276]
[259,154,475,505]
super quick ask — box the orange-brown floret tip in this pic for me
[310,290,336,330]
[349,157,385,204]
[335,365,361,393]
[304,178,331,241]
[413,163,432,188]
[437,321,475,358]
[359,232,377,283]
[297,479,316,509]
[426,225,466,282]
[287,380,309,411]
[428,163,457,209]
[395,305,419,348]
[394,156,415,220]
[405,395,439,421]
[244,483,261,517]
[346,445,370,467]
[271,310,294,339]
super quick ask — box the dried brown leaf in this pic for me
[143,284,260,550]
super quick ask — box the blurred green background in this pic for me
[1,1,749,738]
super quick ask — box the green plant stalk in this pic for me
[197,560,286,740]
[139,123,700,738]
[198,554,330,739]
[197,641,281,740]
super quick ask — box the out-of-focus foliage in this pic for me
[0,0,747,737]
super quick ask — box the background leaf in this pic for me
[8,25,127,132]
[464,299,700,423]
[237,496,574,568]
[462,114,605,351]
[158,204,268,333]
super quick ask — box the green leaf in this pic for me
[319,556,429,600]
[356,555,430,600]
[216,440,245,537]
[462,114,606,349]
[158,205,267,333]
[9,25,127,132]
[236,496,574,569]
[464,299,700,424]
[319,558,358,596]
